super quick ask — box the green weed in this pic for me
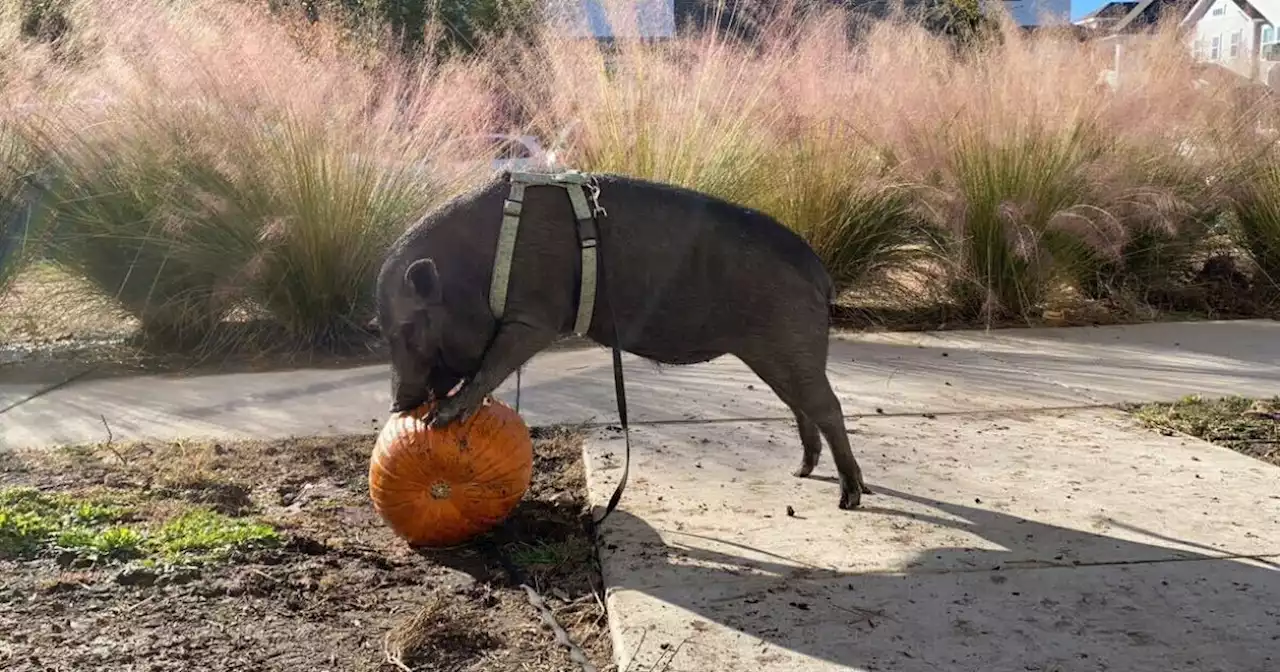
[0,486,279,565]
[146,508,280,564]
[55,525,145,561]
[0,486,131,558]
[508,537,594,571]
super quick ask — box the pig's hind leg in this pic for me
[791,409,824,478]
[737,335,873,510]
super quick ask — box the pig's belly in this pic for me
[626,344,725,366]
[617,321,731,366]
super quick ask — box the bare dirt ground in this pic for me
[0,426,611,672]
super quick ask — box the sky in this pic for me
[1070,0,1108,21]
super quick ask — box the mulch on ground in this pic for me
[1128,395,1280,466]
[0,426,611,672]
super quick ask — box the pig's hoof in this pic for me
[860,481,875,495]
[428,399,467,428]
[793,464,815,478]
[839,487,862,510]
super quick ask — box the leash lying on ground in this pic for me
[493,169,631,528]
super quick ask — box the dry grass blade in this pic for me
[521,582,598,672]
[383,589,493,672]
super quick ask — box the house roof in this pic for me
[1180,0,1276,25]
[1110,0,1197,33]
[1078,1,1140,22]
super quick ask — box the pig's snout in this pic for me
[389,368,433,414]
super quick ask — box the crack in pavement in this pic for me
[842,551,1280,578]
[575,402,1122,431]
[676,553,1280,592]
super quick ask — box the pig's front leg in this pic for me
[429,321,556,428]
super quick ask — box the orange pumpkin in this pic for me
[368,397,533,548]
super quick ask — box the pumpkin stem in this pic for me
[429,481,452,500]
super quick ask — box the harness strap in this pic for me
[490,170,599,338]
[564,184,598,336]
[489,182,526,319]
[489,169,630,527]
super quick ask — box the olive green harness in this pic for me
[489,169,629,525]
[489,169,604,337]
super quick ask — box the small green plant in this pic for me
[0,509,58,557]
[0,486,279,565]
[508,537,593,571]
[55,525,145,561]
[147,508,280,564]
[0,486,131,558]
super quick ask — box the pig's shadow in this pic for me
[594,488,1280,672]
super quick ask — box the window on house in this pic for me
[1193,39,1206,60]
[1211,35,1222,60]
[1211,3,1226,16]
[1264,26,1276,44]
[1230,31,1242,58]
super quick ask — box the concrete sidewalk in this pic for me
[584,410,1280,672]
[3,319,1279,450]
[2,319,1279,671]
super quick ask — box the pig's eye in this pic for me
[398,320,433,354]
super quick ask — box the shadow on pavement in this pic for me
[595,491,1280,672]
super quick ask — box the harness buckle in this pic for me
[576,216,598,244]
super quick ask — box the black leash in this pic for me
[594,344,630,526]
[503,172,631,528]
[510,343,629,527]
[587,183,630,528]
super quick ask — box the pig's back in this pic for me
[589,174,833,350]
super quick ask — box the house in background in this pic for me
[1181,0,1280,86]
[1088,0,1197,88]
[999,0,1073,25]
[1075,1,1140,31]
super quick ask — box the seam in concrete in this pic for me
[578,402,1121,432]
[825,552,1280,579]
[0,366,98,415]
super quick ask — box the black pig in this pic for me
[375,172,873,509]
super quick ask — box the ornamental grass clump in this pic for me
[521,2,934,299]
[32,0,499,352]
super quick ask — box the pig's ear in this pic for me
[404,258,442,305]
